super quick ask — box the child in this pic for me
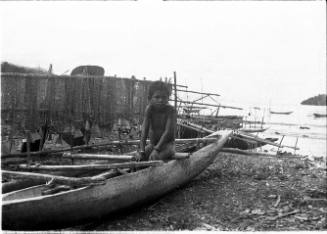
[137,81,176,161]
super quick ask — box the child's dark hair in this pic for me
[148,81,171,100]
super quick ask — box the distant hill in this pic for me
[301,94,327,106]
[1,61,49,74]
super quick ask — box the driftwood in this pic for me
[266,209,300,221]
[18,160,164,172]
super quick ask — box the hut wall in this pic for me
[1,73,156,137]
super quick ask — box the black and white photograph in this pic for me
[1,0,326,231]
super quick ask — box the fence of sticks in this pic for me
[1,73,167,140]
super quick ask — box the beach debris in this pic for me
[251,209,265,215]
[273,195,281,207]
[265,209,300,221]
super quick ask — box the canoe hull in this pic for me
[2,132,231,230]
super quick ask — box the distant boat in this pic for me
[299,126,310,130]
[270,110,293,115]
[313,113,327,118]
[239,127,269,133]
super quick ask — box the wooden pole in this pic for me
[2,138,218,158]
[63,153,134,161]
[18,160,165,172]
[174,71,177,110]
[26,131,32,165]
[177,119,214,134]
[177,122,207,134]
[294,137,299,155]
[237,132,299,150]
[277,135,285,154]
[2,179,46,194]
[174,89,220,97]
[2,170,105,187]
[170,99,243,110]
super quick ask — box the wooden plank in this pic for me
[18,161,164,172]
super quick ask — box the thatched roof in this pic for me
[71,65,105,76]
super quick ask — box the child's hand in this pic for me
[134,151,145,161]
[133,153,141,161]
[149,149,159,161]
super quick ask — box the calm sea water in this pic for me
[219,104,327,157]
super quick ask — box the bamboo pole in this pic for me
[174,89,220,97]
[18,161,164,172]
[63,153,134,161]
[170,99,243,110]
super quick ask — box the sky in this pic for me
[0,1,326,109]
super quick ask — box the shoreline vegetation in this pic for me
[68,151,326,231]
[301,94,327,106]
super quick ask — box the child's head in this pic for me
[148,81,171,107]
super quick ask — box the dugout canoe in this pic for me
[2,130,232,230]
[269,110,293,115]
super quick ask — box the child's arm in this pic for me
[140,106,151,154]
[153,108,176,152]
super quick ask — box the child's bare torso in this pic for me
[148,105,175,145]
